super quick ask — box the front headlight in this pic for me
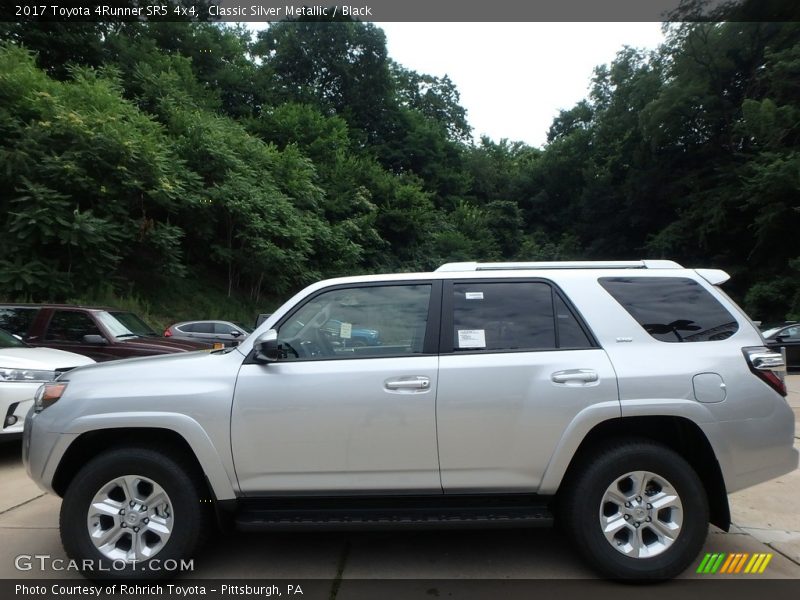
[0,367,58,383]
[33,382,68,413]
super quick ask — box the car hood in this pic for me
[0,347,96,370]
[61,346,242,384]
[116,336,211,352]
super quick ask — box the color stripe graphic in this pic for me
[696,552,773,574]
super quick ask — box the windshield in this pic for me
[0,328,27,348]
[96,311,158,338]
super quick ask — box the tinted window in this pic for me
[599,277,739,342]
[177,323,196,333]
[0,307,39,338]
[277,284,431,360]
[554,294,593,348]
[215,322,237,335]
[452,282,556,351]
[192,322,214,334]
[44,311,102,342]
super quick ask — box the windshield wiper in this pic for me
[115,333,139,339]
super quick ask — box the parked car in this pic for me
[24,260,797,581]
[0,304,210,362]
[763,323,800,369]
[164,320,253,347]
[0,328,93,439]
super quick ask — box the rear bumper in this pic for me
[727,445,799,493]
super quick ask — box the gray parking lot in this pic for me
[1,378,799,583]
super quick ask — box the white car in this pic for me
[1,328,94,438]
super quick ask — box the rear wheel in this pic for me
[561,440,708,580]
[60,446,209,580]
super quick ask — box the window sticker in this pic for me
[457,329,486,348]
[339,322,352,339]
[465,292,484,300]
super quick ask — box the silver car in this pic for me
[23,260,798,580]
[164,320,252,347]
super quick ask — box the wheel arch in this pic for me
[51,426,234,502]
[551,416,730,531]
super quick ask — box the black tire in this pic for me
[560,439,709,581]
[60,446,210,580]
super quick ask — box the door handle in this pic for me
[385,376,431,391]
[551,369,598,384]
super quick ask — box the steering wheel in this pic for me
[297,328,335,358]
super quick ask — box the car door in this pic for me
[231,281,442,494]
[436,279,619,492]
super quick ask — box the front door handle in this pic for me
[551,369,598,384]
[385,376,431,391]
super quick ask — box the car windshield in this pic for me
[761,327,781,338]
[96,311,158,338]
[0,328,27,348]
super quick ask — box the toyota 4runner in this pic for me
[23,260,798,580]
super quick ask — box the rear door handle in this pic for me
[551,369,598,384]
[385,376,431,391]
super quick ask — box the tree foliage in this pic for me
[1,16,799,320]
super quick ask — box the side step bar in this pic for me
[234,494,554,532]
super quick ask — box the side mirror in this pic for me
[774,335,785,343]
[230,330,243,337]
[253,329,283,363]
[82,334,108,345]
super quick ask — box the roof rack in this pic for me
[434,260,684,272]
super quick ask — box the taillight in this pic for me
[164,328,172,337]
[743,346,787,396]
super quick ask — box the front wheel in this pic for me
[60,446,209,580]
[560,440,709,580]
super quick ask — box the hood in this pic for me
[0,347,95,370]
[116,336,211,352]
[61,346,241,381]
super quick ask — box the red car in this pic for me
[0,304,210,362]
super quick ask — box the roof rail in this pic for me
[434,260,683,272]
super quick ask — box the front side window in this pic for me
[599,277,739,342]
[276,284,431,360]
[450,281,592,352]
[44,311,102,342]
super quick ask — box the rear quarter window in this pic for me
[599,277,739,342]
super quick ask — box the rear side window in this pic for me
[599,277,739,342]
[450,282,593,352]
[0,307,38,338]
[189,322,214,334]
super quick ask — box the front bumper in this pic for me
[1,382,41,436]
[22,408,73,495]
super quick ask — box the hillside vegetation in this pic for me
[1,17,798,324]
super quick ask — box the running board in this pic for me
[234,494,554,531]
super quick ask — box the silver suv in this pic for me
[23,260,798,580]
